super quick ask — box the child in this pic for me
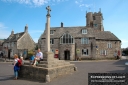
[20,56,24,65]
[13,54,20,80]
[30,54,35,65]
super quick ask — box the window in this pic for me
[82,29,87,34]
[93,24,98,27]
[82,49,88,55]
[50,30,54,35]
[81,38,89,44]
[50,38,54,44]
[100,50,107,55]
[93,16,95,20]
[107,43,112,48]
[60,33,74,44]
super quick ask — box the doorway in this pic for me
[8,49,11,60]
[64,50,70,60]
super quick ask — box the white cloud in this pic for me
[0,22,10,39]
[0,22,8,29]
[75,1,78,4]
[75,0,93,11]
[121,39,128,48]
[1,0,69,7]
[33,38,39,43]
[122,39,128,43]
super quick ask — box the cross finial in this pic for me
[46,6,51,17]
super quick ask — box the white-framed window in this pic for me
[81,38,89,44]
[82,49,88,55]
[82,29,87,34]
[107,42,112,48]
[50,30,54,35]
[100,50,107,55]
[60,33,74,44]
[50,38,54,44]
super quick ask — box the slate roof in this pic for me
[95,31,120,41]
[42,26,95,38]
[4,32,25,43]
[41,26,120,41]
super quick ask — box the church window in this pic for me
[50,38,54,44]
[107,42,112,48]
[60,33,74,44]
[81,38,89,44]
[50,30,54,35]
[82,29,87,34]
[82,49,88,55]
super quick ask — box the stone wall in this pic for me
[59,44,75,60]
[96,40,121,59]
[39,37,121,60]
[19,64,75,82]
[17,33,35,51]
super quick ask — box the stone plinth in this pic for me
[19,52,76,82]
[19,64,75,82]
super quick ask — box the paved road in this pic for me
[0,60,128,85]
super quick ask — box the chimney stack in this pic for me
[61,22,63,27]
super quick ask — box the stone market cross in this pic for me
[46,6,51,16]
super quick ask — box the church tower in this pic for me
[86,8,104,31]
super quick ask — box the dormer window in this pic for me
[82,29,87,34]
[50,30,54,35]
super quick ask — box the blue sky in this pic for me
[0,0,128,48]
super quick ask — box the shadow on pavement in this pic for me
[108,60,128,73]
[0,75,14,81]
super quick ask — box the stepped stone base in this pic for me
[19,52,76,82]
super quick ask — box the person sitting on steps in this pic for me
[32,48,43,66]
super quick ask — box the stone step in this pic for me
[37,61,70,68]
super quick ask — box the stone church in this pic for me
[38,10,121,60]
[3,25,35,59]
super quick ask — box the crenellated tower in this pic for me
[86,8,104,31]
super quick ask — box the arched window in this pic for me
[60,33,74,44]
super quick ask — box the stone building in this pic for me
[3,25,35,59]
[38,10,121,60]
[0,39,5,52]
